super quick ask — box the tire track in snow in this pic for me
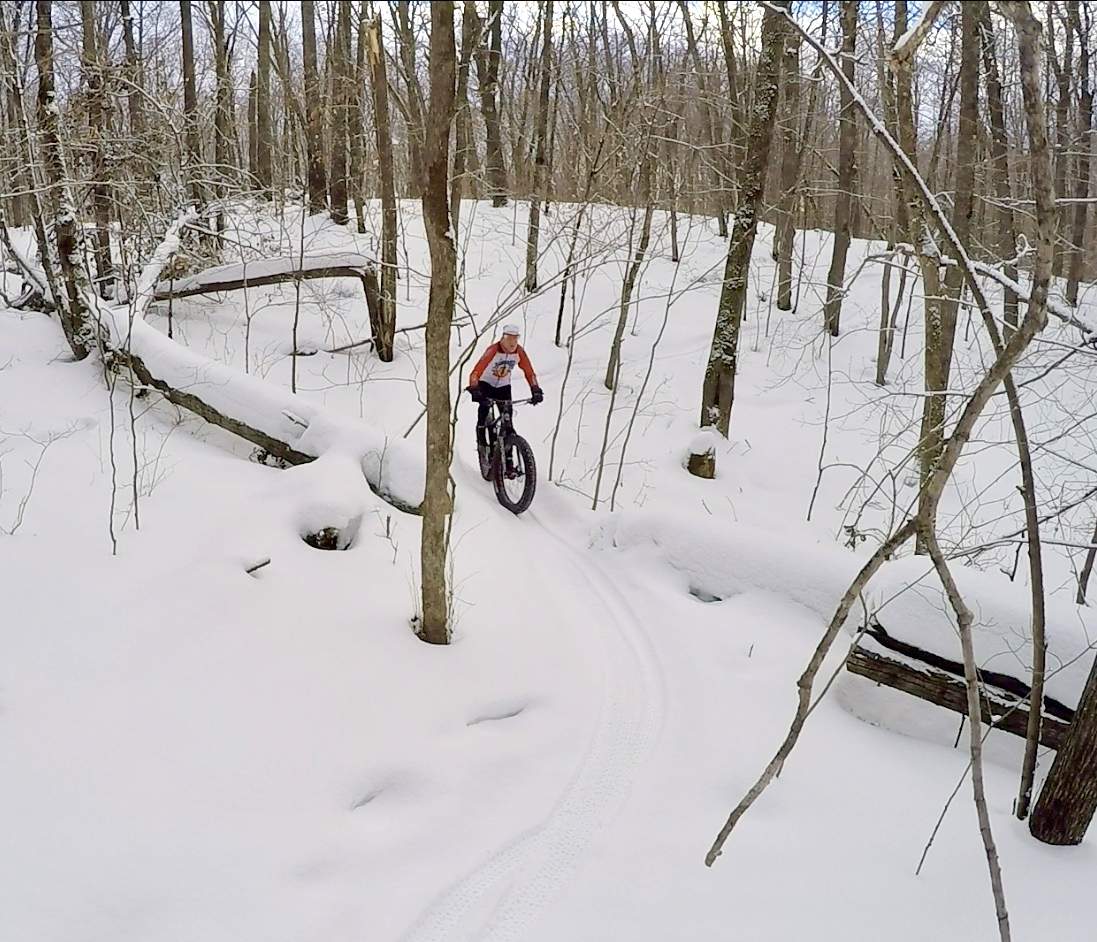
[399,478,664,942]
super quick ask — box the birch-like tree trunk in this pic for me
[418,3,457,645]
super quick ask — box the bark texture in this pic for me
[695,2,788,449]
[368,13,398,363]
[418,4,457,645]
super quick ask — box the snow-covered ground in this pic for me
[2,199,1096,940]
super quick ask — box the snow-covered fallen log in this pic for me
[596,510,1097,711]
[152,252,385,352]
[86,221,422,513]
[152,252,380,301]
[847,634,1071,749]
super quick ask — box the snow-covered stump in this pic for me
[686,428,720,479]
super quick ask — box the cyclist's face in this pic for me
[500,334,519,353]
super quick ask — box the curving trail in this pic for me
[399,465,665,942]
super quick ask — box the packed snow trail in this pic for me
[399,465,664,942]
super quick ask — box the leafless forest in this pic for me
[4,3,1097,938]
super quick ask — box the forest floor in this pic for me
[2,200,1096,940]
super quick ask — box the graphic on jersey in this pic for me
[491,357,517,380]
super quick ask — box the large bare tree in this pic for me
[821,1,857,337]
[418,2,458,645]
[524,0,554,293]
[301,0,327,215]
[368,11,398,363]
[693,0,788,463]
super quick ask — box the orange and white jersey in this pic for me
[469,342,539,389]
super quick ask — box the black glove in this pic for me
[530,385,544,405]
[467,384,483,402]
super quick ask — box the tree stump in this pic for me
[688,449,716,479]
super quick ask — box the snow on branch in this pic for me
[890,0,948,66]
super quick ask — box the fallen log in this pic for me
[97,221,423,514]
[153,252,386,356]
[847,636,1073,750]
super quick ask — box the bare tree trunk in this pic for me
[1031,656,1097,844]
[0,6,30,227]
[329,1,350,225]
[418,3,457,646]
[80,0,113,298]
[256,0,273,196]
[717,2,746,206]
[977,3,1019,335]
[678,0,728,237]
[119,0,144,138]
[524,0,553,293]
[707,16,1054,929]
[350,4,369,234]
[451,2,482,234]
[179,0,203,212]
[821,1,857,337]
[395,1,426,199]
[208,0,233,230]
[1077,515,1097,604]
[775,29,801,312]
[248,70,258,182]
[34,0,98,360]
[916,3,978,554]
[470,0,508,206]
[1067,1,1093,306]
[605,159,654,389]
[1050,22,1074,279]
[695,1,788,452]
[368,12,398,363]
[301,0,327,215]
[873,0,907,385]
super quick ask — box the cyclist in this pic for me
[466,324,544,451]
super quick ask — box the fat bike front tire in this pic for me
[493,434,537,514]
